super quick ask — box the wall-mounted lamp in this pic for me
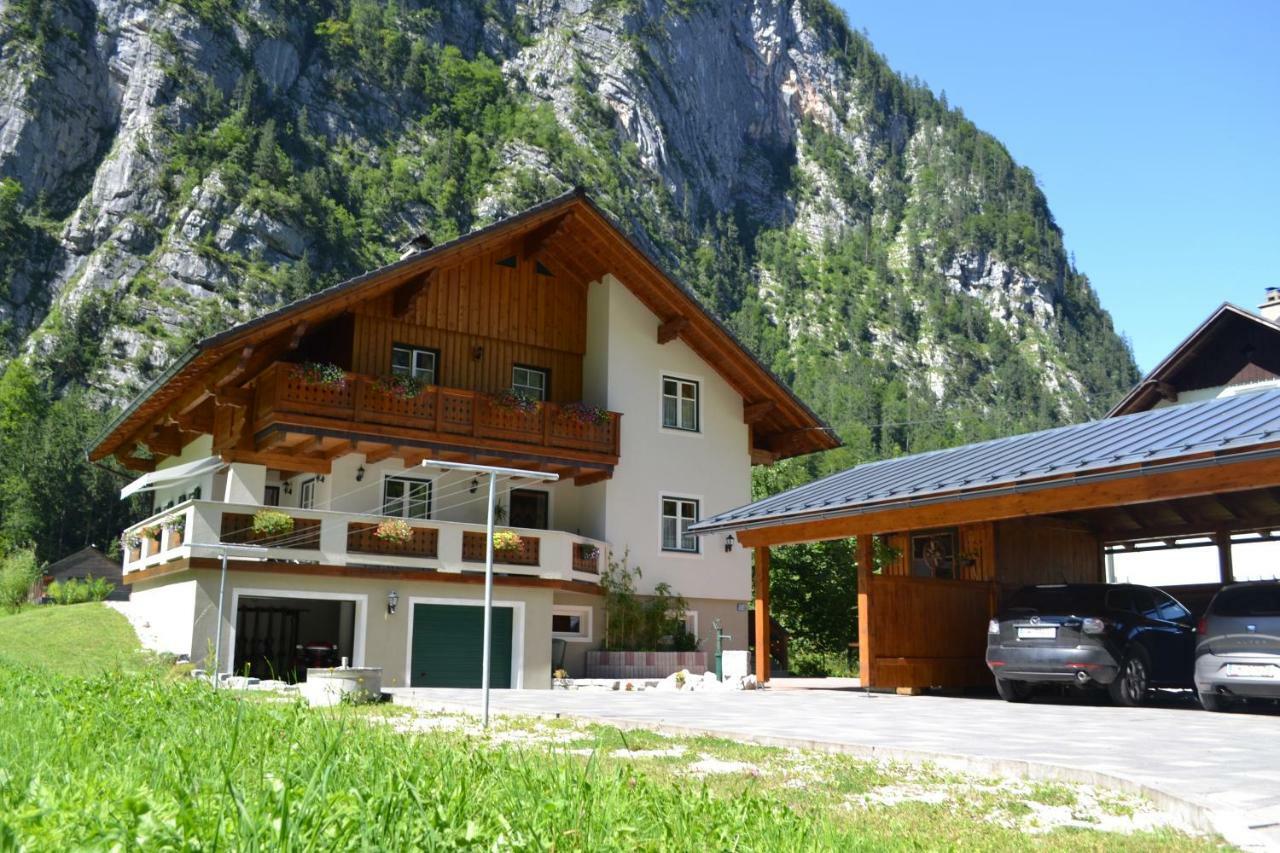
[724,534,735,553]
[356,465,366,482]
[316,475,326,483]
[471,345,484,361]
[387,590,399,615]
[470,478,479,494]
[283,481,293,495]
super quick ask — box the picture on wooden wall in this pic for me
[910,530,956,579]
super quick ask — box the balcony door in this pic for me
[508,489,549,530]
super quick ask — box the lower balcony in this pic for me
[121,500,606,586]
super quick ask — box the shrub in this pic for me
[492,530,522,552]
[0,547,41,611]
[599,551,696,651]
[373,519,412,544]
[251,509,294,539]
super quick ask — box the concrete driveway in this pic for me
[389,683,1280,849]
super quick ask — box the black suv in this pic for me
[986,584,1196,705]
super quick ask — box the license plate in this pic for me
[1017,626,1056,639]
[1224,663,1277,679]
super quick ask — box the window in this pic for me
[909,531,956,579]
[299,478,316,510]
[661,376,699,431]
[1152,589,1191,623]
[263,485,281,507]
[391,344,438,384]
[512,365,548,400]
[552,605,592,642]
[661,497,700,553]
[382,476,432,519]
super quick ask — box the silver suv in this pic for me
[1195,582,1280,711]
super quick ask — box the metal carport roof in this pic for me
[692,387,1280,535]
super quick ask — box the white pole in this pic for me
[213,547,228,688]
[481,471,497,728]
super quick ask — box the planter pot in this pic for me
[585,651,707,679]
[300,667,383,707]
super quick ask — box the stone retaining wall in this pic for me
[585,650,707,679]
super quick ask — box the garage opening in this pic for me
[233,595,357,682]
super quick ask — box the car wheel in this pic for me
[995,677,1034,702]
[1109,648,1151,707]
[1198,690,1232,712]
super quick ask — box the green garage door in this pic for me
[410,603,514,688]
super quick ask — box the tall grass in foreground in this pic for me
[0,665,844,851]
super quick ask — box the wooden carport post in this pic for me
[856,534,874,688]
[1215,529,1235,585]
[754,546,770,683]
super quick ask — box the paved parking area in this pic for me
[389,683,1280,848]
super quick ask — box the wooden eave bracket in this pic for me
[573,469,612,487]
[1153,380,1178,402]
[657,316,689,345]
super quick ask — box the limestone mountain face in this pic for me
[0,0,1138,462]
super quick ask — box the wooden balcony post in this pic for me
[1216,529,1235,585]
[857,534,875,688]
[542,403,552,447]
[352,376,365,421]
[754,546,770,683]
[433,386,443,433]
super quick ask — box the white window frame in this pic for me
[511,365,549,401]
[551,604,593,643]
[382,474,433,519]
[660,372,701,433]
[660,494,701,555]
[299,478,316,510]
[403,596,525,689]
[391,344,438,384]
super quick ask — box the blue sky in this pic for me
[836,1,1280,371]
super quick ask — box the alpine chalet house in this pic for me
[89,190,837,688]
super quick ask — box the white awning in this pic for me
[120,456,224,500]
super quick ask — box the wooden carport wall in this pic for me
[743,449,1280,688]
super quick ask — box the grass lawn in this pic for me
[0,663,1229,851]
[0,603,141,677]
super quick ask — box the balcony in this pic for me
[247,364,620,477]
[121,500,606,587]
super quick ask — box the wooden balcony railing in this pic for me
[254,364,621,459]
[461,530,541,566]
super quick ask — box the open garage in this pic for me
[231,591,361,681]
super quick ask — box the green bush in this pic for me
[0,547,41,611]
[599,552,697,651]
[44,575,115,605]
[251,509,294,539]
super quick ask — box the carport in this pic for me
[693,388,1280,691]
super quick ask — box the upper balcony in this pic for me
[243,363,620,483]
[121,499,607,588]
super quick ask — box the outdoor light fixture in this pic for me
[470,478,479,494]
[387,590,399,615]
[356,465,365,482]
[724,534,735,553]
[283,481,293,495]
[472,345,484,361]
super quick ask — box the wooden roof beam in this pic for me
[392,269,436,320]
[744,401,776,424]
[657,316,689,345]
[574,470,612,487]
[522,212,575,260]
[147,424,184,457]
[222,450,331,475]
[1153,380,1179,402]
[359,443,396,464]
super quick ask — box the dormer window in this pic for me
[391,344,437,385]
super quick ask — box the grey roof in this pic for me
[693,386,1280,534]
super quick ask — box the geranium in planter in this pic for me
[122,532,142,553]
[140,524,163,543]
[162,512,186,547]
[489,389,540,415]
[560,401,610,426]
[292,362,347,388]
[251,509,295,541]
[372,374,426,400]
[373,518,413,544]
[492,530,523,553]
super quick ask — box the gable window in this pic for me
[512,365,548,401]
[662,376,699,431]
[382,476,432,519]
[391,344,438,385]
[661,497,700,553]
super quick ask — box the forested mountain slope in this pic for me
[0,0,1138,564]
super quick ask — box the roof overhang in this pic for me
[90,189,838,465]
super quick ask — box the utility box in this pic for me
[722,650,749,679]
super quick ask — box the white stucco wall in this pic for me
[589,274,753,601]
[127,577,200,656]
[149,435,216,513]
